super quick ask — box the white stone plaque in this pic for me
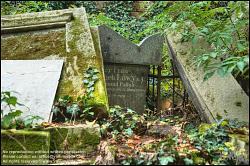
[1,60,63,123]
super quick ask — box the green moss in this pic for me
[1,130,50,150]
[1,11,109,113]
[90,26,109,111]
[44,125,100,154]
[1,129,50,165]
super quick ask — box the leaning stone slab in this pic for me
[99,25,163,113]
[1,60,63,123]
[165,29,249,123]
[44,124,101,156]
[1,130,50,165]
[1,8,109,112]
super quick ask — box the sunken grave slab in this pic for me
[1,8,109,112]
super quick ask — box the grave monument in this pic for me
[99,25,163,114]
[1,8,109,121]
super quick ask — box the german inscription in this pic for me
[104,63,148,113]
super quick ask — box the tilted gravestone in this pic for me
[99,25,163,113]
[1,8,109,120]
[165,28,249,123]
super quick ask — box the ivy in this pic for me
[1,91,43,129]
[52,67,100,123]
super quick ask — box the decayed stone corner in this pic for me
[1,129,50,165]
[44,123,101,154]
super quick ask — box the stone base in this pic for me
[1,123,101,165]
[1,130,50,165]
[44,124,100,155]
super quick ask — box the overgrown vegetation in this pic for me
[1,91,43,129]
[52,67,100,124]
[1,1,249,80]
[2,1,248,82]
[1,1,249,165]
[95,105,248,165]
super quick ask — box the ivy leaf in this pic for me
[127,108,134,113]
[92,75,99,81]
[236,61,245,72]
[88,111,94,116]
[24,116,43,127]
[202,55,209,61]
[6,96,17,106]
[124,128,133,136]
[92,68,99,74]
[83,79,89,85]
[158,156,174,165]
[227,64,236,73]
[243,56,249,64]
[210,52,217,58]
[171,22,177,29]
[66,104,80,116]
[203,71,215,81]
[217,66,227,77]
[84,73,91,78]
[192,36,198,44]
[1,110,23,129]
[87,87,95,93]
[87,81,95,87]
[236,43,246,52]
[184,158,193,165]
[51,106,60,116]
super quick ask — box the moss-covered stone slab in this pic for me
[1,8,109,112]
[1,130,50,165]
[90,26,109,110]
[165,29,249,123]
[44,124,100,156]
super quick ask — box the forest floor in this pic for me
[49,104,249,165]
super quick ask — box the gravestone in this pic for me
[1,60,63,123]
[165,28,249,123]
[1,8,109,114]
[99,25,163,113]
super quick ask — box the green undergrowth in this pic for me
[52,67,108,124]
[95,105,249,165]
[1,91,43,130]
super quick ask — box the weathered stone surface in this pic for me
[99,25,163,65]
[166,29,249,123]
[1,8,109,112]
[1,130,50,165]
[44,124,100,155]
[95,141,116,165]
[104,64,148,114]
[1,60,63,123]
[90,26,109,110]
[99,25,163,113]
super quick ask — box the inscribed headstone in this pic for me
[99,25,163,113]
